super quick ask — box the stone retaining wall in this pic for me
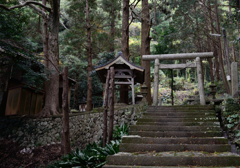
[0,103,147,150]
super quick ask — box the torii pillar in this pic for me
[196,57,206,105]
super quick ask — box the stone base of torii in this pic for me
[142,52,214,106]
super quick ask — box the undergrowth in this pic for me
[47,123,129,168]
[222,97,240,149]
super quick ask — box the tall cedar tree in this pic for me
[120,0,130,104]
[0,0,61,117]
[141,0,151,105]
[86,0,93,111]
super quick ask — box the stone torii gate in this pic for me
[142,52,214,106]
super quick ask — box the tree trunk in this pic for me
[141,0,151,105]
[232,44,236,62]
[86,0,92,111]
[42,0,49,106]
[42,0,48,68]
[194,3,201,52]
[73,79,79,109]
[108,67,115,143]
[120,0,129,104]
[38,0,60,118]
[122,0,129,59]
[214,1,230,94]
[110,0,115,52]
[203,0,214,83]
[208,0,220,81]
[62,67,70,154]
[222,28,231,81]
[103,70,110,147]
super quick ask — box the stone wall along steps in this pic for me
[104,105,240,167]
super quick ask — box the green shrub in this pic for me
[174,76,185,90]
[215,80,226,94]
[113,123,129,140]
[47,141,120,168]
[222,98,240,149]
[48,124,129,168]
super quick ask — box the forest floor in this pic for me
[0,139,62,168]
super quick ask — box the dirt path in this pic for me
[0,139,62,168]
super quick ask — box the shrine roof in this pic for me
[95,53,145,84]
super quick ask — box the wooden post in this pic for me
[103,70,110,147]
[131,77,135,104]
[108,67,115,143]
[171,69,174,106]
[196,57,206,105]
[153,59,159,106]
[62,67,70,154]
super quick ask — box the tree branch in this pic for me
[28,3,48,18]
[60,19,69,30]
[0,1,52,12]
[60,12,69,21]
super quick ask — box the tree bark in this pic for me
[208,0,220,81]
[42,0,48,68]
[109,0,115,52]
[108,67,115,143]
[86,0,92,111]
[214,1,230,94]
[73,80,79,109]
[222,28,231,80]
[120,0,129,104]
[141,0,151,105]
[103,70,110,147]
[42,0,48,107]
[171,69,173,106]
[62,67,70,155]
[194,3,201,52]
[38,0,60,118]
[122,0,129,59]
[202,0,214,83]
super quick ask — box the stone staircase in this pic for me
[104,105,240,167]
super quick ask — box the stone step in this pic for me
[143,112,216,117]
[119,143,231,153]
[138,117,218,123]
[147,110,216,112]
[147,105,214,110]
[136,122,220,126]
[149,105,214,106]
[104,166,237,168]
[129,125,221,132]
[129,131,223,137]
[106,153,240,166]
[141,115,217,119]
[122,137,228,144]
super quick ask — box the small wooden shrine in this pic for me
[95,52,145,104]
[0,42,76,116]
